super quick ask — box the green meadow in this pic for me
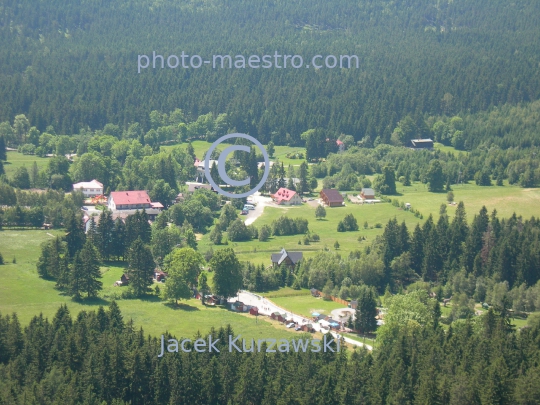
[161,140,306,166]
[200,201,423,265]
[391,181,540,221]
[3,150,50,180]
[0,230,297,342]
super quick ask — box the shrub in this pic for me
[258,225,271,242]
[227,219,252,241]
[272,216,309,236]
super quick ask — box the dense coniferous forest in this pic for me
[0,303,540,404]
[0,0,540,143]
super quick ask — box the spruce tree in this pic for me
[64,211,86,258]
[70,252,84,300]
[111,218,126,260]
[78,239,103,298]
[96,209,114,260]
[127,237,154,297]
[55,254,70,291]
[354,286,378,334]
[0,135,6,160]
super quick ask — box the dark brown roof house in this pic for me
[320,189,344,207]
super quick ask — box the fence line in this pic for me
[312,289,350,307]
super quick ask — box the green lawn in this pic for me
[269,289,346,318]
[392,181,540,221]
[272,145,307,166]
[161,141,306,167]
[161,140,232,160]
[0,229,302,341]
[200,201,423,265]
[433,142,469,156]
[3,151,50,180]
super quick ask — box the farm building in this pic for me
[360,188,375,200]
[249,306,259,316]
[349,300,358,310]
[272,187,302,205]
[270,312,287,323]
[408,139,434,150]
[320,189,344,207]
[310,288,320,297]
[271,248,303,268]
[120,274,130,285]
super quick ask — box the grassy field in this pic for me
[199,181,540,265]
[0,229,303,342]
[433,142,469,156]
[391,181,540,221]
[3,151,50,180]
[199,201,422,264]
[161,140,306,167]
[260,287,346,318]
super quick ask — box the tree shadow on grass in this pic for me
[139,295,162,303]
[75,296,110,306]
[164,302,200,311]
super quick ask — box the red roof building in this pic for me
[272,187,302,205]
[108,191,152,210]
[320,189,344,207]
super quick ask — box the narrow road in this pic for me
[232,291,373,350]
[244,193,273,226]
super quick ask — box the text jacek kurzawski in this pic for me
[158,334,340,357]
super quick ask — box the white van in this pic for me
[244,204,255,210]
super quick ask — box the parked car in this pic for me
[244,204,255,210]
[286,322,295,328]
[295,326,302,331]
[241,210,248,215]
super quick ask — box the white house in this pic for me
[72,179,104,197]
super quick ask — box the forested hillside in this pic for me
[0,303,539,404]
[1,0,539,143]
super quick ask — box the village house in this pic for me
[271,248,303,268]
[319,189,344,207]
[360,188,375,200]
[72,179,103,197]
[186,182,212,193]
[108,190,151,210]
[107,190,162,220]
[272,187,302,205]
